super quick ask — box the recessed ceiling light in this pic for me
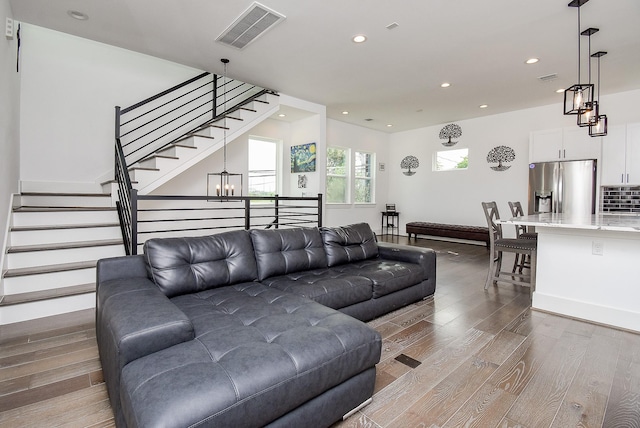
[342,111,349,115]
[352,34,367,43]
[67,10,89,20]
[525,58,539,64]
[479,104,488,109]
[556,88,564,93]
[440,83,451,88]
[278,114,286,117]
[387,124,393,127]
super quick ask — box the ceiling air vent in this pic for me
[537,73,558,83]
[216,2,286,50]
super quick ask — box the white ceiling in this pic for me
[10,0,640,133]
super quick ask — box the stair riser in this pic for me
[21,195,113,208]
[12,210,119,227]
[156,145,197,158]
[3,268,96,294]
[0,293,95,325]
[10,227,122,246]
[138,157,180,170]
[7,245,125,269]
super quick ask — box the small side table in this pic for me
[381,211,400,236]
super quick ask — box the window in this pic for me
[434,148,469,171]
[326,147,348,203]
[248,138,279,197]
[355,151,374,203]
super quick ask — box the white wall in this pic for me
[1,0,20,251]
[388,89,640,231]
[325,119,390,231]
[154,119,292,196]
[18,24,201,186]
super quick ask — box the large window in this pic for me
[434,148,469,171]
[248,137,279,197]
[326,147,349,203]
[355,151,374,203]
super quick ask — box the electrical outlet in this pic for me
[592,241,604,256]
[5,17,13,39]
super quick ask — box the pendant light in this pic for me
[564,0,594,116]
[577,28,599,127]
[208,58,243,200]
[589,51,608,137]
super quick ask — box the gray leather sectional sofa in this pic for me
[96,223,436,427]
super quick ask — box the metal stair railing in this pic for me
[129,194,323,255]
[113,71,280,254]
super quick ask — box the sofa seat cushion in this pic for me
[329,259,425,298]
[260,269,373,309]
[119,283,381,428]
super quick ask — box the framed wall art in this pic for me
[291,142,316,173]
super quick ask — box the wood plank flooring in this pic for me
[1,236,638,427]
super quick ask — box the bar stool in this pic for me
[508,201,538,273]
[482,201,537,296]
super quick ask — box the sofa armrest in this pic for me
[96,257,194,419]
[377,242,436,281]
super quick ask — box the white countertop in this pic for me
[500,213,640,232]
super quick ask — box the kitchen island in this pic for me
[501,213,640,333]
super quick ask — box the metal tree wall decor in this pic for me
[487,146,516,171]
[439,123,462,147]
[401,155,419,176]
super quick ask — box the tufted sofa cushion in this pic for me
[143,230,258,298]
[260,269,373,309]
[250,228,328,281]
[321,223,379,267]
[119,283,381,428]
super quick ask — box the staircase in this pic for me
[0,192,125,325]
[128,93,280,194]
[0,74,279,327]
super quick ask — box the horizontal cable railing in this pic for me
[114,71,278,254]
[127,194,323,254]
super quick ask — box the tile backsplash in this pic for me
[602,186,640,213]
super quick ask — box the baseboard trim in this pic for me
[532,292,640,333]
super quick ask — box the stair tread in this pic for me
[208,124,230,130]
[147,154,179,160]
[128,166,160,172]
[0,284,95,306]
[21,192,110,197]
[13,206,116,212]
[11,222,120,232]
[4,260,98,278]
[239,107,257,112]
[8,239,123,253]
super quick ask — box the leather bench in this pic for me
[406,221,490,247]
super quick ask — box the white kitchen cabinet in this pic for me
[529,127,601,163]
[601,123,640,185]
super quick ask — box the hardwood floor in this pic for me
[1,236,638,427]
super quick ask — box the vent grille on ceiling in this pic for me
[538,73,558,83]
[216,2,286,50]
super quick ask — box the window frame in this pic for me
[326,146,350,204]
[433,147,469,172]
[354,150,375,204]
[248,136,281,199]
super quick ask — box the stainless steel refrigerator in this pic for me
[528,160,597,215]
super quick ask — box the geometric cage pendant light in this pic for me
[207,58,244,200]
[577,27,599,127]
[589,51,608,137]
[564,0,594,116]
